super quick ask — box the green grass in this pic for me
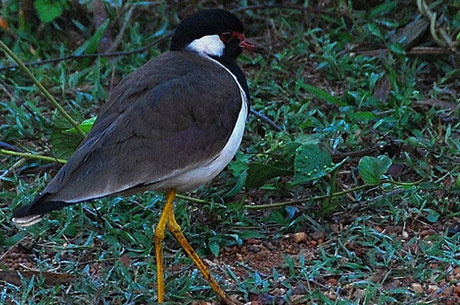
[1,1,460,304]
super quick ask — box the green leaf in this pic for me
[358,155,392,185]
[64,116,96,135]
[299,84,346,106]
[348,111,376,122]
[223,170,247,198]
[426,209,440,223]
[389,43,406,55]
[208,240,220,258]
[245,162,293,189]
[227,152,249,176]
[235,231,265,240]
[294,134,319,145]
[73,19,110,56]
[34,0,64,23]
[367,24,383,39]
[293,144,343,184]
[369,1,398,18]
[3,231,28,247]
[51,128,84,160]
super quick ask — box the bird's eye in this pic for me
[219,32,233,42]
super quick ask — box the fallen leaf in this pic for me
[374,74,391,102]
[415,99,457,110]
[390,18,429,48]
[0,17,8,29]
[0,270,73,286]
[120,254,131,267]
[386,164,405,179]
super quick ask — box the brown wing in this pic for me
[42,51,243,203]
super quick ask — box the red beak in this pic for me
[232,32,257,51]
[239,38,256,51]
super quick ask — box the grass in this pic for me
[1,0,460,304]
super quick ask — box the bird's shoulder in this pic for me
[107,51,237,109]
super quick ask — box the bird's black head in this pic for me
[170,9,254,61]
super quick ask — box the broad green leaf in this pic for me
[293,144,343,184]
[227,234,243,246]
[426,209,440,223]
[208,240,220,258]
[34,0,64,23]
[358,155,392,185]
[348,111,376,122]
[389,43,406,55]
[73,19,110,56]
[300,84,346,106]
[227,151,249,176]
[64,116,97,135]
[3,231,28,247]
[223,170,247,198]
[234,231,265,240]
[245,163,293,189]
[367,24,383,39]
[51,129,84,160]
[369,1,398,18]
[294,134,319,145]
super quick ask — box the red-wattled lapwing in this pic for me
[12,9,256,305]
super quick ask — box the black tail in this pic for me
[12,193,69,227]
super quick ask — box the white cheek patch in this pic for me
[186,34,225,57]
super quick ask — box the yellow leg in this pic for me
[154,189,176,303]
[167,200,241,305]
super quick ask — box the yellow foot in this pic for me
[154,189,242,305]
[167,201,242,305]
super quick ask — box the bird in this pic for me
[12,9,255,305]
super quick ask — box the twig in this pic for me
[417,0,455,50]
[239,176,425,210]
[0,149,66,164]
[332,145,383,161]
[0,235,29,262]
[250,108,282,131]
[357,188,405,205]
[0,41,85,138]
[0,141,20,151]
[178,184,369,210]
[107,5,135,53]
[350,47,454,57]
[77,254,149,266]
[0,158,26,183]
[235,261,270,277]
[246,184,370,210]
[0,33,172,72]
[0,78,16,101]
[176,194,207,204]
[231,4,308,13]
[88,202,108,228]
